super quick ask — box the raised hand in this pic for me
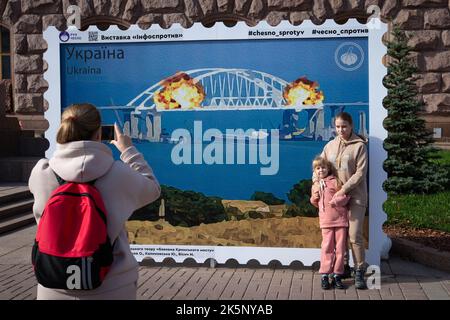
[110,123,133,153]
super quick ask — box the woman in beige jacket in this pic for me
[29,103,161,299]
[317,111,368,289]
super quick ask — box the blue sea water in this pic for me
[100,106,368,202]
[109,139,327,201]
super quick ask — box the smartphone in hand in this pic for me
[101,125,115,141]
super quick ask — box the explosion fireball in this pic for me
[154,72,205,110]
[283,77,324,108]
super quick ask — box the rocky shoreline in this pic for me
[126,216,323,247]
[126,199,369,248]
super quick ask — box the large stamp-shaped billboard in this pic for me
[44,20,388,267]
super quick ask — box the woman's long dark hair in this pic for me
[335,112,353,126]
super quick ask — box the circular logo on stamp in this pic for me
[59,31,70,42]
[334,42,364,71]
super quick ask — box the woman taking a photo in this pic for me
[29,103,161,299]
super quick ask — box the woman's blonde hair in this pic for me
[312,156,343,189]
[56,103,101,144]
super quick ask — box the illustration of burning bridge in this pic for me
[97,68,368,142]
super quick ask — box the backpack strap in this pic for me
[86,179,97,186]
[53,171,97,186]
[53,172,66,186]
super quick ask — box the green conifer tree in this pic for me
[383,26,447,194]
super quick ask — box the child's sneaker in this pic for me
[321,274,331,290]
[331,274,346,290]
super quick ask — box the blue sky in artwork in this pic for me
[60,37,368,108]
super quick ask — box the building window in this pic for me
[0,25,11,79]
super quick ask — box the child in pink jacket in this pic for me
[310,156,350,290]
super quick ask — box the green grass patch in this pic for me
[384,149,450,232]
[383,191,450,232]
[431,149,450,165]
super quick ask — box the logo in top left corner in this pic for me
[59,31,70,42]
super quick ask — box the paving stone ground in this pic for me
[1,224,449,300]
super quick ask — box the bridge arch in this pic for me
[127,68,291,111]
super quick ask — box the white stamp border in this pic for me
[43,19,388,267]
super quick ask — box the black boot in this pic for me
[342,264,353,279]
[331,274,346,290]
[321,274,331,290]
[355,269,367,290]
